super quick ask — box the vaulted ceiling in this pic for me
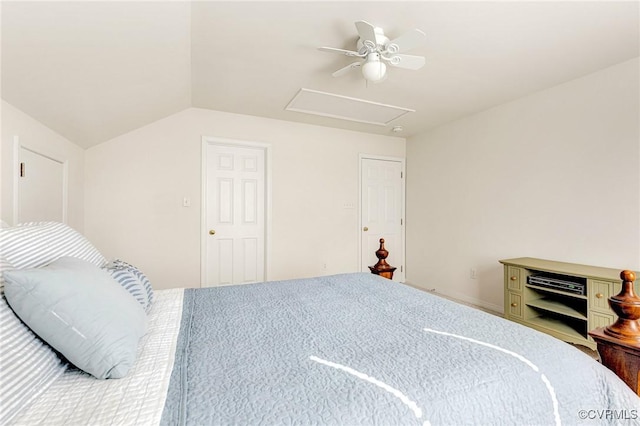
[2,1,638,148]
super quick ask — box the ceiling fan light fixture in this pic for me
[361,53,387,82]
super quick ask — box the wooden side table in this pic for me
[588,270,640,396]
[369,238,396,280]
[589,328,640,395]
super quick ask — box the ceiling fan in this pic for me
[319,20,427,83]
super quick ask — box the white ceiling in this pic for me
[2,1,638,149]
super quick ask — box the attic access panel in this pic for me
[285,88,414,126]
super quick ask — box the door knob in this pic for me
[209,229,216,235]
[363,227,369,232]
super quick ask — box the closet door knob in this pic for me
[363,227,369,232]
[510,276,517,281]
[596,293,604,299]
[209,229,216,235]
[511,302,518,307]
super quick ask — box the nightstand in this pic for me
[588,270,640,396]
[589,328,640,395]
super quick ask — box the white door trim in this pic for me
[358,153,406,281]
[201,136,272,287]
[13,136,69,225]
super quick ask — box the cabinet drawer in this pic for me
[589,311,615,331]
[507,266,523,292]
[589,280,613,312]
[506,292,523,319]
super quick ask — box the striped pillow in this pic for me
[0,257,66,425]
[105,259,154,313]
[0,221,106,270]
[0,255,12,292]
[0,222,106,422]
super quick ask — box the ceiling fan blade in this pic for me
[332,62,362,77]
[386,54,425,70]
[386,29,427,53]
[318,46,363,57]
[355,20,381,46]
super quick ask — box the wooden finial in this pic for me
[375,238,389,263]
[622,270,636,283]
[604,270,640,341]
[368,238,397,279]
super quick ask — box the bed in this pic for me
[1,222,639,425]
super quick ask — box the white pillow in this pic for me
[0,221,106,270]
[4,257,148,379]
[0,256,66,425]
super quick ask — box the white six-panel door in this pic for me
[360,157,404,281]
[204,143,265,287]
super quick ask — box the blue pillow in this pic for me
[3,257,147,379]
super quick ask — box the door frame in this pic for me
[13,136,69,225]
[200,136,272,287]
[358,154,406,282]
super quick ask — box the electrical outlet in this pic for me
[470,268,477,279]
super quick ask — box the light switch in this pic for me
[183,197,191,207]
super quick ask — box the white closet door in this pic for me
[18,147,65,223]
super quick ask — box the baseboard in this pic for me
[403,281,503,315]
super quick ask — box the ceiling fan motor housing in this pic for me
[356,26,389,52]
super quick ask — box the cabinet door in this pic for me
[507,292,523,319]
[589,280,613,312]
[589,311,615,331]
[507,266,523,292]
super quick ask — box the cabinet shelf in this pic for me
[526,316,585,341]
[525,284,587,300]
[526,298,587,321]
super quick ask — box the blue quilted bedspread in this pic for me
[161,273,640,425]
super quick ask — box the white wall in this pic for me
[406,58,640,312]
[1,100,85,230]
[84,108,405,289]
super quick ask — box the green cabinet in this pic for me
[500,257,636,351]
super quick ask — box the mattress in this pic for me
[160,273,640,425]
